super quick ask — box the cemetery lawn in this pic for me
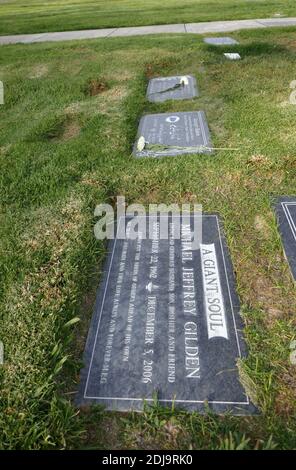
[1,0,296,36]
[1,27,296,450]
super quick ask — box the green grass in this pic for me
[1,27,296,449]
[1,0,296,35]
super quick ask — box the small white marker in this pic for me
[224,53,241,60]
[0,341,4,365]
[0,81,3,105]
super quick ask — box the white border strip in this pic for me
[282,202,296,242]
[84,397,249,405]
[83,216,123,396]
[198,110,207,146]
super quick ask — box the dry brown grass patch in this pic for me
[254,214,272,239]
[240,262,295,326]
[60,119,81,141]
[248,154,270,166]
[28,64,48,79]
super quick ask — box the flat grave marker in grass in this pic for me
[78,214,256,414]
[274,197,296,281]
[133,111,213,158]
[146,75,198,103]
[224,53,241,60]
[204,37,239,45]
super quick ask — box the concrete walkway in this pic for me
[1,17,296,45]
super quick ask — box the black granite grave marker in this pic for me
[204,37,239,45]
[78,214,256,414]
[274,197,296,280]
[133,111,213,158]
[147,75,198,103]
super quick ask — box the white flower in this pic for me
[137,136,146,151]
[180,76,189,86]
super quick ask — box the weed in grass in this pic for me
[84,78,109,97]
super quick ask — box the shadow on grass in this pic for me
[205,41,289,57]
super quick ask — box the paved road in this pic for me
[1,17,296,45]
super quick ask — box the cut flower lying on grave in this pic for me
[136,137,239,154]
[150,76,189,95]
[180,76,189,86]
[136,137,210,154]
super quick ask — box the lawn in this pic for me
[0,27,296,449]
[1,0,296,36]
